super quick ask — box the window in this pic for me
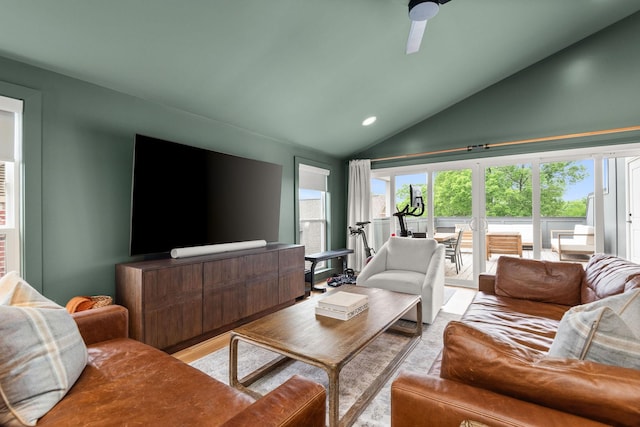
[0,95,23,276]
[298,163,330,269]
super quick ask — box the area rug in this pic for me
[190,310,460,426]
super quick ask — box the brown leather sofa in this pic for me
[38,305,326,426]
[391,254,640,427]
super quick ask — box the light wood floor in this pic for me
[172,332,230,364]
[172,285,475,364]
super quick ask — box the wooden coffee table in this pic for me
[229,285,422,427]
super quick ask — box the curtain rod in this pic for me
[370,125,640,163]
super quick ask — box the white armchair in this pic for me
[550,224,595,261]
[356,236,445,324]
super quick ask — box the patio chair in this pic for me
[356,236,445,323]
[445,229,464,273]
[550,224,595,261]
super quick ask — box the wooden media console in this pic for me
[116,243,304,352]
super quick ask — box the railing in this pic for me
[370,217,590,251]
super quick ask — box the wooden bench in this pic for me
[487,224,533,249]
[485,232,522,259]
[455,223,532,253]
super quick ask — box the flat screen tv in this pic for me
[129,134,283,256]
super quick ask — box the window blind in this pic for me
[299,164,330,192]
[0,95,22,163]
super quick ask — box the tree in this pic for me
[485,165,533,216]
[430,162,588,217]
[562,198,588,217]
[539,162,588,217]
[433,170,472,216]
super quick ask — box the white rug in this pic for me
[190,310,460,426]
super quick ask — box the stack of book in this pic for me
[315,291,369,320]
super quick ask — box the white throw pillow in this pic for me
[547,289,640,369]
[0,271,88,426]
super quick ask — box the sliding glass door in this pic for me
[371,143,640,288]
[433,167,473,286]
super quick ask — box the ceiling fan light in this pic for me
[408,0,439,21]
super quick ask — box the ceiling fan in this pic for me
[406,0,451,54]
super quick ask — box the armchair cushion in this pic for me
[356,270,425,295]
[385,236,437,273]
[548,289,640,369]
[0,272,87,427]
[573,224,595,245]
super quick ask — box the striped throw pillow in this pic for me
[0,271,88,426]
[548,289,640,369]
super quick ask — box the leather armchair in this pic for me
[356,236,445,323]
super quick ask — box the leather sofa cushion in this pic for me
[457,293,567,353]
[582,253,640,303]
[495,257,583,306]
[440,321,640,426]
[38,338,255,426]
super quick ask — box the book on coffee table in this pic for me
[316,291,368,320]
[315,302,369,320]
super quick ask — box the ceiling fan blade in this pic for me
[406,19,427,54]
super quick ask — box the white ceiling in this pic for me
[1,1,639,157]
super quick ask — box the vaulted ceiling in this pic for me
[1,1,639,158]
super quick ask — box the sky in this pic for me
[371,159,597,202]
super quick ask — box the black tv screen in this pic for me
[129,134,283,256]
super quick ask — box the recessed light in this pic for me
[362,116,377,126]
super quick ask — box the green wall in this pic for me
[0,56,345,305]
[355,12,640,167]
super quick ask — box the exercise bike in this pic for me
[348,221,375,261]
[393,184,425,237]
[326,221,375,287]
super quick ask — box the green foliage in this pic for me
[539,162,588,216]
[433,170,471,216]
[427,162,588,217]
[562,199,588,217]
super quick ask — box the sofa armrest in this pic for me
[478,274,496,294]
[441,321,640,426]
[221,375,326,427]
[72,304,129,345]
[391,373,609,427]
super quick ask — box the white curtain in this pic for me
[347,159,371,272]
